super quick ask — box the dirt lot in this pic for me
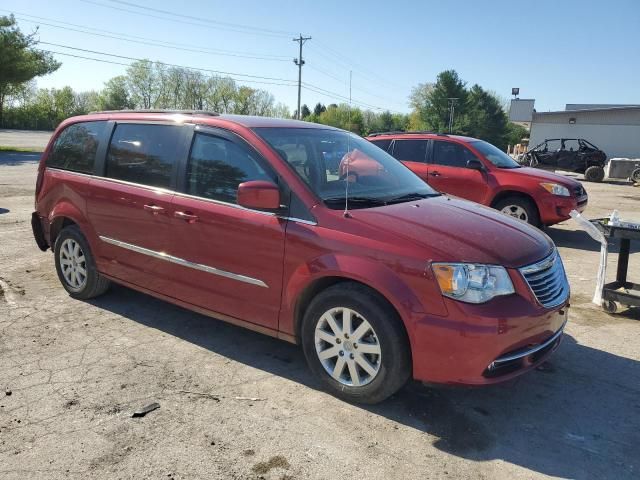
[1,151,639,480]
[0,130,52,151]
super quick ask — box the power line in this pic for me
[39,42,298,83]
[80,0,297,38]
[106,0,295,36]
[42,45,398,112]
[40,50,298,88]
[7,11,290,61]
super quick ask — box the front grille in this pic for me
[519,251,569,308]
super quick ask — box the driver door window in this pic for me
[431,141,477,168]
[186,133,271,204]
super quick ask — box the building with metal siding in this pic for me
[528,106,640,159]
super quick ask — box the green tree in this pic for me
[0,15,60,126]
[316,104,364,134]
[409,70,467,133]
[462,84,508,148]
[313,103,326,116]
[100,75,133,110]
[301,104,311,119]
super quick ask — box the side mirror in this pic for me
[237,180,281,211]
[466,159,484,171]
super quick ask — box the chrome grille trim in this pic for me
[490,321,566,367]
[519,251,569,308]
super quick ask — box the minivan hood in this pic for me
[349,196,554,268]
[501,167,582,187]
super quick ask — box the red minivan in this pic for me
[32,111,569,403]
[366,132,588,227]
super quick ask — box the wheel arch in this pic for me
[48,201,93,246]
[283,255,431,353]
[490,189,540,215]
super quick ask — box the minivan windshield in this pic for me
[255,127,439,209]
[471,140,521,169]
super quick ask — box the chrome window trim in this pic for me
[280,217,317,226]
[47,167,94,179]
[47,169,319,225]
[489,321,566,367]
[99,235,268,288]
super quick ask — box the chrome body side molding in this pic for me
[99,235,268,288]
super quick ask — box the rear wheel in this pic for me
[584,165,605,182]
[631,168,640,183]
[494,196,540,227]
[54,225,110,299]
[301,283,411,404]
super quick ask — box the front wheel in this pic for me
[301,283,411,404]
[54,225,111,299]
[494,196,541,227]
[631,168,640,184]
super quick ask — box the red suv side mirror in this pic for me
[237,180,281,211]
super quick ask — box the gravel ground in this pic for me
[0,151,639,480]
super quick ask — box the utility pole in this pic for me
[447,97,459,133]
[293,34,311,119]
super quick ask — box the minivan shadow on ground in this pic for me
[89,285,639,480]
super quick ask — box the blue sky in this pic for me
[3,0,639,114]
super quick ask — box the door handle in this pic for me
[174,211,199,224]
[429,171,441,177]
[143,204,165,215]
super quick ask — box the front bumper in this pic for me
[411,292,569,385]
[539,194,588,225]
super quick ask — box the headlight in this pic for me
[432,263,515,304]
[540,183,570,197]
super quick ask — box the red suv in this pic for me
[32,111,569,404]
[366,132,588,227]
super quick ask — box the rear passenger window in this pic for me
[432,141,478,168]
[47,121,106,173]
[392,139,427,162]
[369,139,392,152]
[186,133,271,204]
[106,124,183,189]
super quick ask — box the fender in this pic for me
[280,252,448,351]
[48,200,98,251]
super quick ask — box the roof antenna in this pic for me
[343,70,353,218]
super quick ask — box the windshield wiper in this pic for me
[386,192,440,204]
[323,196,388,208]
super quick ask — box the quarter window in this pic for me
[432,141,478,168]
[186,133,271,204]
[392,139,428,162]
[47,121,106,173]
[106,124,183,189]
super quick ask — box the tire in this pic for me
[631,168,640,184]
[584,165,605,182]
[494,196,540,227]
[301,282,411,404]
[54,225,110,299]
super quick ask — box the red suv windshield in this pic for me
[471,140,521,169]
[255,127,438,208]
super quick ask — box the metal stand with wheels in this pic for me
[592,219,640,314]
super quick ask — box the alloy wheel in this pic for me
[314,307,382,387]
[59,238,87,291]
[501,204,529,222]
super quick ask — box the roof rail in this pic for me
[368,130,447,137]
[88,109,220,116]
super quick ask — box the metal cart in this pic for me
[591,218,640,313]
